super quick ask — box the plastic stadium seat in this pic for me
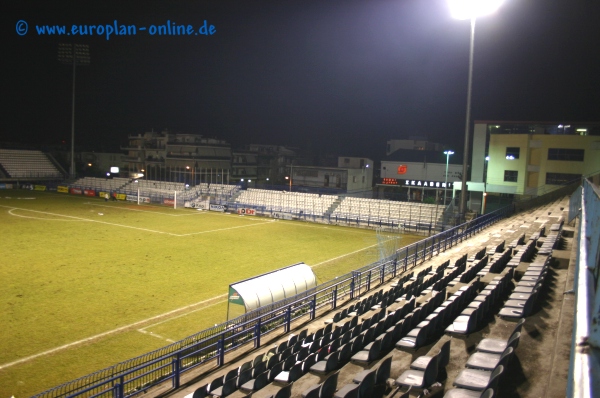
[443,387,495,398]
[239,371,268,393]
[209,377,236,397]
[353,356,391,386]
[266,383,293,398]
[302,370,340,398]
[466,346,514,371]
[207,376,223,394]
[453,365,505,392]
[395,351,439,391]
[476,324,524,354]
[274,362,303,384]
[350,339,381,364]
[191,384,208,398]
[335,370,374,398]
[411,340,451,372]
[310,350,339,375]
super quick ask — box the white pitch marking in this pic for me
[7,208,83,221]
[0,205,180,236]
[2,205,276,237]
[310,243,381,268]
[177,220,276,236]
[86,203,204,217]
[137,330,169,341]
[139,299,227,331]
[0,294,227,371]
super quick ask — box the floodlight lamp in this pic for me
[240,178,244,182]
[266,178,270,181]
[366,164,370,168]
[506,155,515,160]
[87,163,92,167]
[444,150,455,155]
[485,156,490,161]
[248,179,252,182]
[285,176,289,180]
[186,166,190,170]
[448,0,504,20]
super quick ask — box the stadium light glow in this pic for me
[448,0,504,20]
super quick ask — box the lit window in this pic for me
[505,147,520,160]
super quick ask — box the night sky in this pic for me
[2,0,599,159]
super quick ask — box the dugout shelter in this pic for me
[227,262,317,320]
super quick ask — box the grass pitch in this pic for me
[0,190,421,397]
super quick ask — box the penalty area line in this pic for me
[86,202,204,217]
[0,294,227,371]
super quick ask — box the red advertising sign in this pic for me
[397,165,407,175]
[237,208,256,216]
[84,189,96,197]
[163,199,175,205]
[70,188,82,195]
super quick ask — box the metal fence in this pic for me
[567,178,600,398]
[32,203,513,398]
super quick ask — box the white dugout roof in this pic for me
[229,262,317,313]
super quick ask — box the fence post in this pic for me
[310,295,316,319]
[366,270,371,291]
[332,286,338,309]
[285,306,292,333]
[404,247,409,271]
[414,242,419,268]
[114,376,124,398]
[254,319,261,348]
[217,334,225,367]
[173,353,181,389]
[392,259,397,278]
[380,262,385,284]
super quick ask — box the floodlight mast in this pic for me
[444,150,454,206]
[58,44,90,179]
[448,0,503,221]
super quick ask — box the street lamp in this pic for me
[58,44,90,179]
[448,0,504,220]
[444,150,454,206]
[289,163,294,192]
